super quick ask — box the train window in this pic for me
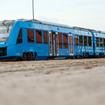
[27,29,34,43]
[88,36,92,46]
[104,39,105,47]
[16,28,22,44]
[96,37,99,47]
[79,36,83,46]
[43,31,48,44]
[58,33,62,48]
[84,36,87,46]
[63,33,68,49]
[36,30,42,43]
[100,38,103,47]
[75,35,78,45]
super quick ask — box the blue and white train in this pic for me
[0,19,105,60]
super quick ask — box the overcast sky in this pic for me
[0,0,105,31]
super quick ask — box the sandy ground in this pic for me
[0,58,105,105]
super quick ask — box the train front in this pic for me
[0,20,15,58]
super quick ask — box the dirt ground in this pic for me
[0,58,105,105]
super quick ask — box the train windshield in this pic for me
[0,20,15,41]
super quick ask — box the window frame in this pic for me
[104,38,105,47]
[96,37,99,47]
[79,35,83,46]
[27,29,35,43]
[100,38,103,47]
[75,35,78,46]
[16,28,22,44]
[63,33,68,49]
[43,30,48,44]
[88,36,92,46]
[58,33,62,48]
[36,30,42,44]
[84,36,87,46]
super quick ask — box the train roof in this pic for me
[18,19,73,29]
[0,19,105,34]
[73,26,105,34]
[20,19,105,34]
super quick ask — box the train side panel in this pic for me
[72,29,94,57]
[92,32,105,57]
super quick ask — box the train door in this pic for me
[49,32,59,56]
[69,34,74,55]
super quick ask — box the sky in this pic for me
[0,0,105,31]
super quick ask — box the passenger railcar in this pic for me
[92,31,105,57]
[0,19,104,61]
[72,27,93,58]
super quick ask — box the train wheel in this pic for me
[22,53,27,61]
[99,53,102,58]
[16,57,22,61]
[77,55,82,59]
[34,52,37,59]
[27,52,34,61]
[85,53,89,58]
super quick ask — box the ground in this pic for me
[0,58,105,105]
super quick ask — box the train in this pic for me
[0,19,105,61]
